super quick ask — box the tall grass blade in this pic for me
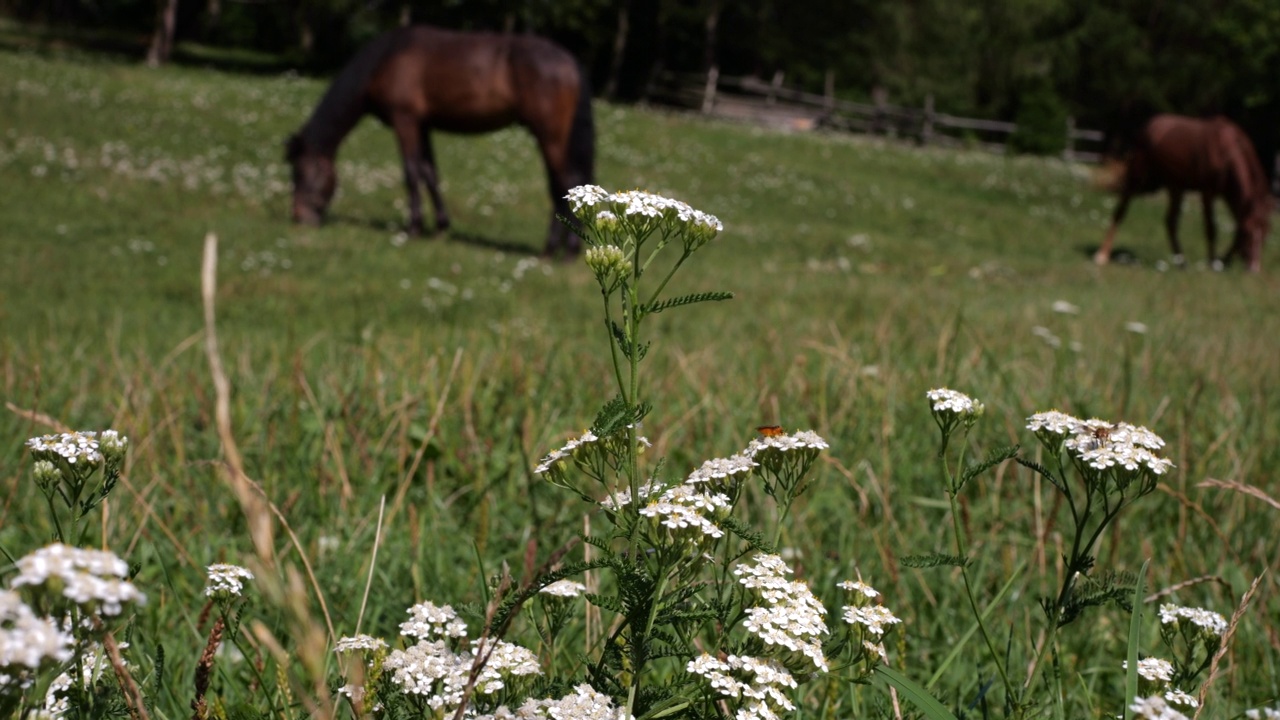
[876,665,959,720]
[1123,558,1150,720]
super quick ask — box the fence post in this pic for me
[701,66,719,114]
[767,69,784,106]
[1064,116,1076,162]
[921,94,935,146]
[872,86,887,135]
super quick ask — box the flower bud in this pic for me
[33,460,62,491]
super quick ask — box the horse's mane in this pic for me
[295,29,411,155]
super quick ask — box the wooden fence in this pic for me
[646,69,1107,162]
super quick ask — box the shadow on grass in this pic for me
[321,214,541,256]
[1080,244,1141,265]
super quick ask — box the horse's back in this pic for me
[365,26,581,134]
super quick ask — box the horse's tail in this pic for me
[567,64,596,186]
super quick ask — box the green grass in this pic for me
[2,42,1279,717]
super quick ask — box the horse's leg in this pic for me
[1165,189,1185,266]
[416,126,450,233]
[391,114,426,236]
[1096,192,1133,265]
[1201,193,1223,270]
[533,133,575,257]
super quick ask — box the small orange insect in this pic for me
[756,425,785,437]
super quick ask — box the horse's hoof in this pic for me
[1092,251,1110,266]
[1172,254,1186,268]
[407,221,425,237]
[435,219,451,235]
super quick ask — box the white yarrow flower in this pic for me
[204,563,254,598]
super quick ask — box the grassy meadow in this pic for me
[2,38,1280,718]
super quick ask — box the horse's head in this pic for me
[285,134,336,226]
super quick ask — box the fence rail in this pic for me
[646,69,1107,162]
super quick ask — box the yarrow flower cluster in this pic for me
[926,388,983,417]
[9,544,145,617]
[0,589,74,675]
[399,601,469,641]
[539,579,588,598]
[335,634,389,655]
[507,683,632,720]
[534,429,651,484]
[838,578,899,671]
[684,453,758,491]
[1246,707,1280,719]
[1123,657,1175,684]
[734,554,828,673]
[204,563,254,599]
[565,184,723,253]
[687,653,798,720]
[1158,604,1228,638]
[1025,410,1173,486]
[638,484,730,543]
[1130,694,1191,720]
[599,480,664,511]
[26,430,127,467]
[382,602,543,715]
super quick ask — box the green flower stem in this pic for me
[642,249,694,310]
[943,447,1016,708]
[625,572,671,718]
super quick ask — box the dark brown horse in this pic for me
[1095,114,1270,272]
[286,26,595,255]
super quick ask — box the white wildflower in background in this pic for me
[1164,689,1198,709]
[600,480,664,511]
[334,634,388,655]
[1051,300,1080,314]
[9,544,145,616]
[1245,707,1280,719]
[1126,321,1149,335]
[0,589,74,672]
[685,454,757,489]
[843,605,902,638]
[516,683,632,720]
[1026,410,1082,437]
[926,388,983,417]
[399,602,469,641]
[566,185,611,213]
[1130,695,1190,720]
[837,580,880,601]
[534,430,599,475]
[539,579,588,598]
[1123,657,1174,684]
[204,563,254,599]
[1159,604,1228,638]
[744,430,829,457]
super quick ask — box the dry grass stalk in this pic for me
[1192,570,1266,719]
[104,629,151,720]
[1197,478,1280,512]
[1144,575,1231,604]
[201,233,275,562]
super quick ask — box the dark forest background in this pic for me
[8,0,1280,171]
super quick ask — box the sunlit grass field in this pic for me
[3,41,1280,717]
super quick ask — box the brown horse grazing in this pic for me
[286,26,595,255]
[1095,114,1270,272]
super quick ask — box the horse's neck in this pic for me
[302,103,364,157]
